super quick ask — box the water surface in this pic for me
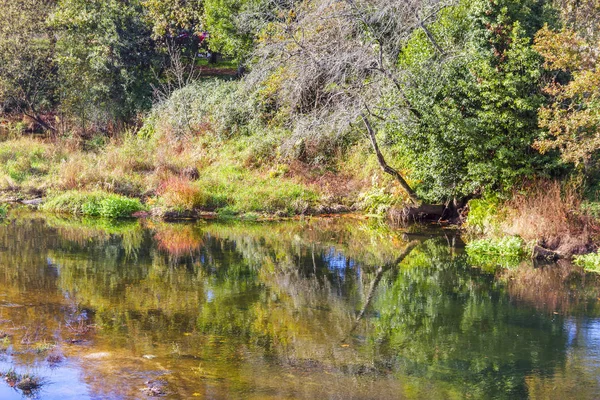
[1,212,600,399]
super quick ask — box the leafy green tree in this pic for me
[141,0,204,37]
[203,0,260,63]
[51,0,158,133]
[0,0,57,130]
[386,0,552,202]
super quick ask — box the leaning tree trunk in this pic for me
[361,114,419,205]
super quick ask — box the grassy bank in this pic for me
[463,180,600,269]
[0,133,390,219]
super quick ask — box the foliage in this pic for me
[0,0,57,128]
[573,251,600,273]
[388,0,550,202]
[534,9,600,167]
[203,0,260,62]
[51,0,158,133]
[141,0,204,37]
[0,204,7,220]
[147,79,252,140]
[466,236,527,269]
[464,196,503,235]
[42,191,144,218]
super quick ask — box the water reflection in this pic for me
[0,212,599,399]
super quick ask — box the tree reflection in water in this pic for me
[0,213,599,399]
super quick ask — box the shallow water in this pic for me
[1,212,600,399]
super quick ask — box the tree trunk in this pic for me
[361,114,419,205]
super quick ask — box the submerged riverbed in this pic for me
[0,212,600,399]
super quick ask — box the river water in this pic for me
[0,211,600,399]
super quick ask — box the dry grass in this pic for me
[502,180,597,255]
[156,176,203,210]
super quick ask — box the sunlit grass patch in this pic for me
[573,252,600,273]
[42,190,144,218]
[466,236,527,270]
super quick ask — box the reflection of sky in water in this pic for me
[566,317,600,368]
[0,356,91,400]
[322,248,356,280]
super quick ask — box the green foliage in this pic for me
[141,0,204,37]
[147,79,252,140]
[0,204,7,219]
[359,185,397,216]
[573,252,600,273]
[203,0,258,62]
[0,0,57,122]
[389,0,551,202]
[51,0,158,132]
[42,191,144,218]
[466,236,527,269]
[464,196,503,235]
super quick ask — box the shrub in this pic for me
[465,196,503,235]
[42,191,144,218]
[147,79,251,141]
[0,204,7,219]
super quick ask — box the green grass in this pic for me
[42,191,144,218]
[466,236,527,270]
[194,165,318,215]
[574,252,600,272]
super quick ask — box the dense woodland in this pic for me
[1,0,600,259]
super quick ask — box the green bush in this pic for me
[0,204,7,219]
[42,191,144,218]
[147,79,252,140]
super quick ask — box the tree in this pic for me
[387,0,551,202]
[141,0,205,37]
[51,0,159,134]
[203,0,261,63]
[533,0,600,168]
[0,0,57,130]
[248,0,454,204]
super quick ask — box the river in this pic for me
[0,211,599,399]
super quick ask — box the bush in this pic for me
[0,204,7,219]
[465,196,503,235]
[147,79,252,141]
[42,191,144,218]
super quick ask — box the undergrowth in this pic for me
[573,252,600,273]
[42,191,144,218]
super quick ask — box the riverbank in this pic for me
[0,134,388,219]
[2,134,600,269]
